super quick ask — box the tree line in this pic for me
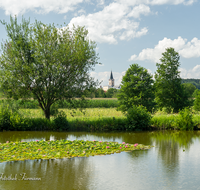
[117,47,200,114]
[84,87,118,98]
[182,79,200,89]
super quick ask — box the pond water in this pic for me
[0,130,200,190]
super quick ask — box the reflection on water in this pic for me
[151,130,200,149]
[0,131,200,190]
[0,158,92,190]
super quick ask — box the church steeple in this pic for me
[110,70,114,80]
[109,70,114,87]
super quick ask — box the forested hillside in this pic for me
[182,79,200,89]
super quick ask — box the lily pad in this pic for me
[0,140,153,163]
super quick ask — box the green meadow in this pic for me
[19,108,125,119]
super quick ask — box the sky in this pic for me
[0,0,200,87]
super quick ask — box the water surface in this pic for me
[0,131,200,190]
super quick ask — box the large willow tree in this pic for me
[0,16,99,119]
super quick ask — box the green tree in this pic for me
[182,79,200,89]
[106,88,118,98]
[154,47,188,112]
[117,63,155,112]
[84,87,106,98]
[95,88,106,98]
[182,83,196,98]
[192,88,199,98]
[193,89,200,111]
[0,16,99,119]
[84,87,96,98]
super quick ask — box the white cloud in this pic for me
[0,0,195,16]
[127,4,151,18]
[74,9,86,17]
[90,71,125,86]
[0,0,83,15]
[69,2,149,44]
[183,0,196,5]
[97,0,105,6]
[179,38,200,58]
[119,27,148,41]
[78,9,86,14]
[129,36,200,62]
[180,65,200,79]
[115,0,196,6]
[0,0,196,45]
[68,0,195,44]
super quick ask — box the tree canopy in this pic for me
[193,89,200,111]
[0,16,99,119]
[182,83,196,98]
[182,79,200,89]
[106,88,118,98]
[117,63,154,112]
[154,47,188,112]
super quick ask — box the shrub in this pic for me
[151,114,176,129]
[175,107,194,130]
[193,89,200,111]
[0,105,12,130]
[0,103,23,131]
[53,111,69,131]
[125,105,152,131]
[67,117,127,131]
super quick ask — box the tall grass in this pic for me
[152,108,197,130]
[19,108,124,119]
[151,114,178,129]
[0,99,118,109]
[0,99,200,131]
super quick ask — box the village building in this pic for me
[102,71,121,92]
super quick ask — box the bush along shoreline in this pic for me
[0,103,199,131]
[0,116,199,132]
[152,107,199,130]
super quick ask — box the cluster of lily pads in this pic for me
[0,139,152,163]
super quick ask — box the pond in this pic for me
[0,130,200,190]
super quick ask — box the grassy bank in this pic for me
[0,106,200,131]
[19,108,124,118]
[151,113,200,130]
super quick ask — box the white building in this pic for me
[102,71,121,92]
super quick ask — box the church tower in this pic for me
[109,71,114,87]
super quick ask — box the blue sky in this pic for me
[0,0,199,86]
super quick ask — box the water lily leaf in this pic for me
[0,140,153,163]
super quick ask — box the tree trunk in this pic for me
[44,106,51,120]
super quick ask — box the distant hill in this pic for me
[182,79,200,89]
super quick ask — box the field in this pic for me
[19,108,125,119]
[0,98,118,109]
